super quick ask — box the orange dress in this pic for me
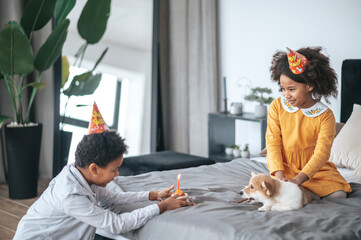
[266,97,351,197]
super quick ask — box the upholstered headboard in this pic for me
[341,60,361,123]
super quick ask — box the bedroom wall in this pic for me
[218,0,361,154]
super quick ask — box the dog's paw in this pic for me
[270,205,295,211]
[258,205,271,211]
[247,198,255,204]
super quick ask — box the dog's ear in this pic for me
[261,181,273,196]
[251,171,257,177]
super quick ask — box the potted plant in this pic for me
[244,87,274,118]
[241,143,250,158]
[225,144,236,155]
[232,145,241,157]
[54,0,111,176]
[0,0,74,199]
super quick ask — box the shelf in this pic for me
[208,112,267,122]
[208,112,267,163]
[209,153,261,163]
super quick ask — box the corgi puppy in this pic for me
[240,172,311,211]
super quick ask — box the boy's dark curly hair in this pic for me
[270,46,338,103]
[75,130,128,168]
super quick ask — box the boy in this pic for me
[14,103,192,239]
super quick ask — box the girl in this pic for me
[267,47,351,199]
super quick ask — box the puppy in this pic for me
[240,172,311,211]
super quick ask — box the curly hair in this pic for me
[75,130,128,168]
[269,46,338,103]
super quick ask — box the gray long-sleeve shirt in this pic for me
[13,163,159,240]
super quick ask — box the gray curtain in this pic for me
[159,0,219,157]
[0,0,55,183]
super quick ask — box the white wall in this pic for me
[218,0,361,154]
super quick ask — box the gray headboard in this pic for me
[341,60,361,123]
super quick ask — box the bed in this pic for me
[100,157,361,240]
[97,59,361,240]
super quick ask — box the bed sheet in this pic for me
[101,158,361,240]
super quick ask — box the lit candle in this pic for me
[223,77,227,99]
[177,174,181,190]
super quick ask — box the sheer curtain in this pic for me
[0,0,55,182]
[159,0,219,157]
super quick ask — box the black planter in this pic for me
[52,130,73,178]
[5,123,42,199]
[60,130,72,169]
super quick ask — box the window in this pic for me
[60,66,123,164]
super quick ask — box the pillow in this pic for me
[258,123,345,157]
[329,104,361,178]
[335,122,345,136]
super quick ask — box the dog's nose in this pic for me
[240,191,243,195]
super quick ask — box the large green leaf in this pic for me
[35,19,70,71]
[92,47,108,71]
[23,82,47,90]
[54,0,76,24]
[74,42,87,59]
[61,56,70,88]
[77,0,111,44]
[63,71,102,96]
[0,22,34,76]
[20,0,57,32]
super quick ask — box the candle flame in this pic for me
[177,174,181,180]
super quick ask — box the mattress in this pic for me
[98,158,361,240]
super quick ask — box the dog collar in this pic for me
[280,96,328,118]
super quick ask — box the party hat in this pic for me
[88,102,109,134]
[286,47,308,74]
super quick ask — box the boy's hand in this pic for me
[149,185,175,201]
[157,194,194,214]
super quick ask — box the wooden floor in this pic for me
[0,179,51,240]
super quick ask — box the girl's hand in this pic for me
[287,178,299,185]
[149,185,175,201]
[288,172,309,186]
[274,170,287,181]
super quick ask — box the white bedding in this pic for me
[249,156,361,184]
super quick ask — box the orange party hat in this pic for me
[88,102,109,134]
[286,47,308,74]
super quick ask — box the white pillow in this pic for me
[329,104,361,178]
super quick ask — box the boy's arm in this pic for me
[63,193,159,234]
[97,187,150,206]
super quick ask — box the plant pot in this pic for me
[233,149,241,157]
[60,130,72,168]
[241,150,250,158]
[52,130,73,177]
[4,123,42,199]
[225,147,233,155]
[254,105,267,118]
